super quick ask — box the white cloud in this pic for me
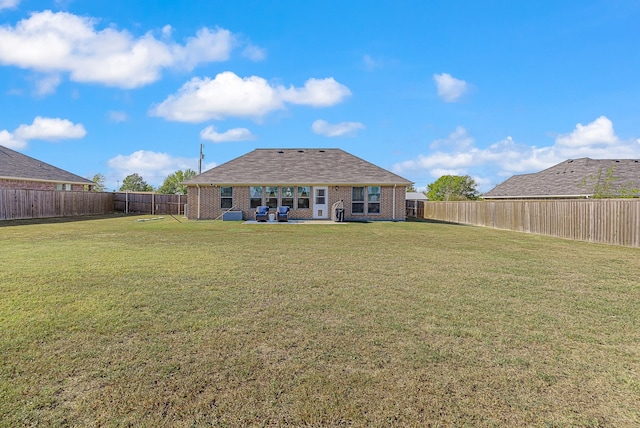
[430,126,474,150]
[150,71,351,123]
[0,0,20,10]
[34,74,61,96]
[0,116,85,150]
[150,72,283,122]
[107,150,199,185]
[280,77,351,107]
[311,119,365,137]
[0,129,25,149]
[363,54,376,71]
[200,125,256,142]
[242,44,266,61]
[13,116,86,141]
[393,116,640,192]
[108,111,128,123]
[433,73,468,102]
[0,11,258,90]
[556,116,618,147]
[161,25,173,38]
[179,27,233,69]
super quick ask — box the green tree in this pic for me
[426,175,480,201]
[90,173,106,192]
[157,169,197,195]
[119,173,154,192]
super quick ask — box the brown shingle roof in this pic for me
[0,145,94,185]
[484,158,640,199]
[184,148,413,185]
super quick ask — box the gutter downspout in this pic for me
[392,184,397,221]
[196,184,201,220]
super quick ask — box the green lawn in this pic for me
[1,216,639,426]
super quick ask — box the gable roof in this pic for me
[484,158,640,199]
[0,145,94,185]
[184,148,413,186]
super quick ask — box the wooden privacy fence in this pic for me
[113,192,187,215]
[421,199,640,248]
[0,190,188,221]
[0,189,114,220]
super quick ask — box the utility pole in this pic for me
[198,143,204,174]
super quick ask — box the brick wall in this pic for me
[0,179,89,191]
[186,184,407,221]
[0,179,56,190]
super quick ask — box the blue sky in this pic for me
[1,0,640,192]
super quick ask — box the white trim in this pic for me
[393,184,396,220]
[196,184,201,219]
[313,186,329,219]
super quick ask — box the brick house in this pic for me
[0,144,94,191]
[183,148,413,221]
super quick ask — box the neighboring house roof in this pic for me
[0,144,94,185]
[406,191,428,201]
[184,148,413,186]
[484,158,640,199]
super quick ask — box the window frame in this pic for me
[265,186,279,209]
[249,186,263,209]
[281,186,295,208]
[367,186,381,214]
[220,186,233,209]
[351,186,381,215]
[352,186,365,214]
[297,186,310,209]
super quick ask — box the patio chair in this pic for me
[255,205,269,222]
[277,206,290,222]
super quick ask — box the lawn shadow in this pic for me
[0,213,130,227]
[407,217,470,227]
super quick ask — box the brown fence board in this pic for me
[113,192,187,215]
[0,190,187,221]
[0,190,115,221]
[421,199,640,248]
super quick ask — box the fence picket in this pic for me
[421,199,640,248]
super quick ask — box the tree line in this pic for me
[89,169,197,195]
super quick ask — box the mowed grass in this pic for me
[1,216,639,427]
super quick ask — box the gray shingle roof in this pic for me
[484,158,640,199]
[406,191,428,201]
[0,145,94,185]
[184,148,413,185]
